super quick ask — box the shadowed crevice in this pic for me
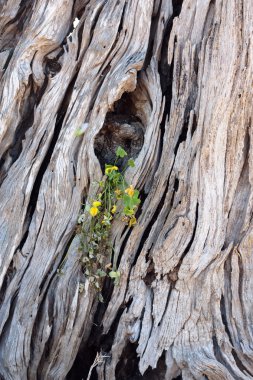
[115,347,167,380]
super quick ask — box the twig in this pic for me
[86,352,110,380]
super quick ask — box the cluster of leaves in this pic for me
[77,146,141,297]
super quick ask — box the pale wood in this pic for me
[0,0,253,379]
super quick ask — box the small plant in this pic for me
[77,146,141,297]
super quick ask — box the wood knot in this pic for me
[167,268,179,283]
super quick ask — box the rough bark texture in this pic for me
[0,0,253,379]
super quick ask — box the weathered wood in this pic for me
[0,0,253,379]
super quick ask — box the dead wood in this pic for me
[0,1,253,379]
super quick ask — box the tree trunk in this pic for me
[0,0,253,379]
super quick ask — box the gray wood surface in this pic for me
[0,0,252,379]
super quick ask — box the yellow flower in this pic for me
[92,201,101,207]
[129,215,137,227]
[111,205,117,214]
[105,165,118,175]
[90,207,99,217]
[125,185,135,197]
[115,189,121,196]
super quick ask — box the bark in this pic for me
[0,0,253,379]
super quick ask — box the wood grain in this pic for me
[0,0,253,379]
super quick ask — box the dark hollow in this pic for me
[94,114,144,171]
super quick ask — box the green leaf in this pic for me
[123,206,134,216]
[133,189,139,197]
[116,146,127,158]
[112,172,121,183]
[74,127,85,137]
[132,190,141,205]
[96,269,107,277]
[109,270,120,279]
[85,204,91,212]
[128,158,135,167]
[123,194,131,207]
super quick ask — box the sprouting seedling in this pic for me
[77,146,141,297]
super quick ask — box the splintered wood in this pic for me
[0,0,253,379]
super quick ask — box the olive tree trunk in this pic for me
[0,0,253,379]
